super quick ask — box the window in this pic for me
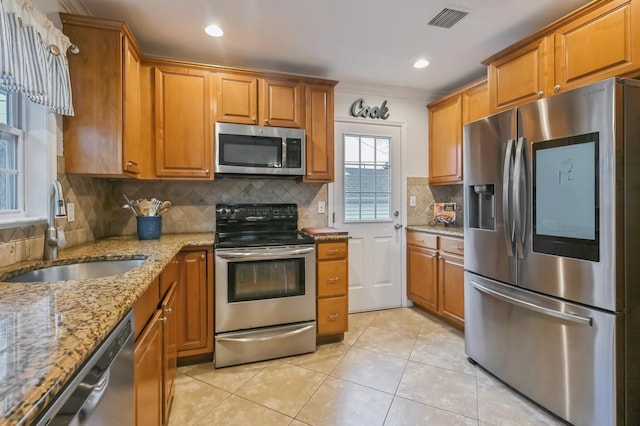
[343,134,391,222]
[0,90,22,215]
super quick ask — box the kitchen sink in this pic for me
[3,259,145,283]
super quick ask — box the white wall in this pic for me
[334,84,429,178]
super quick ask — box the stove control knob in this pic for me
[220,208,228,216]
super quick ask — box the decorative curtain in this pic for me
[0,0,75,115]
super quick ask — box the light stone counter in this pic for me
[0,233,214,426]
[406,225,464,238]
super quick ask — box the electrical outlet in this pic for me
[67,203,75,222]
[317,201,326,214]
[409,196,417,207]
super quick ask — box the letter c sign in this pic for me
[349,98,390,120]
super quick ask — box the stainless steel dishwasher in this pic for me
[35,310,134,425]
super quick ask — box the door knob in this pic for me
[394,224,402,230]
[393,211,399,217]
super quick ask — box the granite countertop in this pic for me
[406,225,464,238]
[301,227,349,241]
[0,233,214,426]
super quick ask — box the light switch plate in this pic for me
[67,203,75,222]
[409,196,417,207]
[317,201,326,214]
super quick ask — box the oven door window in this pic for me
[228,258,305,302]
[218,134,283,168]
[532,132,599,261]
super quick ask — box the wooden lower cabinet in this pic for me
[134,309,163,426]
[176,248,214,357]
[407,230,465,328]
[161,282,178,424]
[316,240,349,336]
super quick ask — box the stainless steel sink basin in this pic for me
[4,259,145,283]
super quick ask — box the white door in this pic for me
[332,120,403,312]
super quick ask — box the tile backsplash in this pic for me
[406,177,463,227]
[0,158,328,268]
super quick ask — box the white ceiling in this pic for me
[70,0,592,98]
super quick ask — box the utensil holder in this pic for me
[136,216,162,240]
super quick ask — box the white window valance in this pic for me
[0,0,75,115]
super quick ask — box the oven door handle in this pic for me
[215,246,315,260]
[216,323,315,343]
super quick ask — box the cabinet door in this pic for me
[176,250,210,356]
[462,80,490,124]
[438,252,465,327]
[428,94,463,184]
[122,35,142,175]
[488,35,553,111]
[554,0,640,93]
[155,66,213,179]
[303,84,335,182]
[216,72,259,125]
[134,310,163,426]
[406,245,438,312]
[259,79,303,127]
[161,282,178,424]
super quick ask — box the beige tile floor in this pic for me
[169,307,566,426]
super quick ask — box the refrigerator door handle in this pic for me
[470,280,593,326]
[513,137,527,259]
[502,138,515,257]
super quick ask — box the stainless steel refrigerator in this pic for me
[463,78,640,426]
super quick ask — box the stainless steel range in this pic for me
[214,203,316,368]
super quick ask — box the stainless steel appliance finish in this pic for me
[4,259,145,283]
[214,122,305,176]
[463,78,640,425]
[214,203,316,368]
[35,310,134,425]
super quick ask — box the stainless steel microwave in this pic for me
[214,123,305,176]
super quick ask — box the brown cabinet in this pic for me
[406,232,438,311]
[60,14,146,177]
[176,248,214,357]
[215,72,304,128]
[486,0,640,111]
[406,230,464,328]
[134,309,163,426]
[161,282,177,424]
[316,240,349,336]
[304,84,335,183]
[427,94,463,185]
[462,79,490,125]
[154,65,214,179]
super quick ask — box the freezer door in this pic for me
[517,79,621,311]
[465,272,620,426]
[463,110,517,285]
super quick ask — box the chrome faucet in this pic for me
[44,180,67,260]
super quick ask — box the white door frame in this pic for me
[329,116,409,308]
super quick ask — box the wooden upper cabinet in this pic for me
[428,94,463,184]
[554,0,640,93]
[215,72,304,128]
[216,72,259,125]
[304,84,335,183]
[154,65,214,179]
[61,14,146,177]
[488,35,553,111]
[462,79,489,125]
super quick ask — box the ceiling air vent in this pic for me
[427,8,469,29]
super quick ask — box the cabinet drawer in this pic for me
[406,231,437,249]
[317,241,348,261]
[318,260,348,297]
[317,296,348,335]
[439,237,464,256]
[134,278,160,340]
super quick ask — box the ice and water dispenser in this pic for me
[468,184,495,230]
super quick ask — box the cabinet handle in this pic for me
[456,245,464,250]
[165,307,172,314]
[126,160,138,166]
[158,316,167,322]
[204,169,210,175]
[554,85,561,94]
[537,91,544,97]
[252,117,257,123]
[417,239,424,244]
[328,277,339,282]
[200,254,206,260]
[327,314,339,320]
[264,119,269,124]
[326,248,338,254]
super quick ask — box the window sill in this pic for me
[0,216,47,230]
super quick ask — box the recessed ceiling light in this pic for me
[205,24,224,37]
[414,59,430,69]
